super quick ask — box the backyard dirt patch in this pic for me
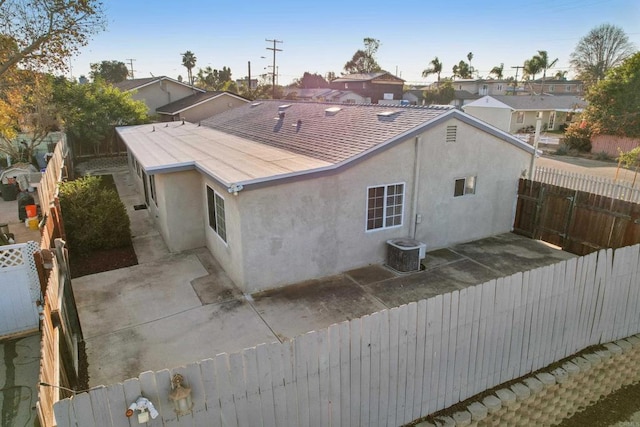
[69,245,138,278]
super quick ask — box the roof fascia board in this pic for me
[164,92,249,115]
[129,77,205,93]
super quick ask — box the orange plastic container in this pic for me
[25,204,36,217]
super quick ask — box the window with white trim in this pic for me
[366,183,404,230]
[207,186,227,242]
[454,176,477,197]
[497,84,503,91]
[516,111,525,124]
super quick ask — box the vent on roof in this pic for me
[251,102,262,107]
[377,111,397,117]
[278,104,292,110]
[325,107,341,115]
[446,125,457,143]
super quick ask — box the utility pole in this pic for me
[265,38,283,99]
[511,65,523,95]
[247,61,251,93]
[126,58,136,79]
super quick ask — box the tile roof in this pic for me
[485,95,586,111]
[156,91,249,115]
[200,101,452,164]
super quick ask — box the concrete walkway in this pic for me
[72,162,576,387]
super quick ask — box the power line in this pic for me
[511,65,524,94]
[265,39,283,99]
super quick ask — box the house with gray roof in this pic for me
[117,100,534,292]
[463,95,587,134]
[155,91,250,123]
[113,76,203,114]
[330,72,404,104]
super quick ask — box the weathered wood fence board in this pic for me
[54,244,640,427]
[514,178,640,255]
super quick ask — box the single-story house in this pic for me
[155,91,250,123]
[113,76,204,114]
[462,95,586,133]
[523,79,584,96]
[282,88,370,104]
[117,101,534,293]
[330,72,404,104]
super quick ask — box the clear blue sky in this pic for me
[70,0,640,86]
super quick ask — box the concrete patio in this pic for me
[72,160,576,387]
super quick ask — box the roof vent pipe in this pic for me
[278,111,285,120]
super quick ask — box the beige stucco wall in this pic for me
[463,106,512,133]
[154,170,205,252]
[175,95,249,123]
[228,117,531,292]
[131,80,197,114]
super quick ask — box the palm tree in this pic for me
[467,52,474,76]
[490,63,504,79]
[523,57,542,81]
[554,70,568,80]
[534,50,558,90]
[422,57,443,83]
[181,50,197,86]
[452,60,472,79]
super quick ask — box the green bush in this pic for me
[59,175,131,255]
[563,122,592,152]
[554,144,569,156]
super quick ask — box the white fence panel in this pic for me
[53,244,640,427]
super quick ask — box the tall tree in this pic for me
[570,24,636,85]
[343,37,382,74]
[181,51,197,85]
[580,52,640,137]
[467,52,474,76]
[90,60,129,83]
[0,0,105,77]
[422,57,443,82]
[195,66,234,90]
[533,50,558,90]
[554,70,568,80]
[422,81,455,105]
[523,57,542,81]
[295,72,329,89]
[452,60,472,79]
[490,63,504,79]
[53,77,148,155]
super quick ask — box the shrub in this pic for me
[563,122,592,152]
[554,144,569,156]
[59,175,131,255]
[595,151,611,161]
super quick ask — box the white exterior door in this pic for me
[0,243,40,337]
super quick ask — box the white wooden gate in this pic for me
[0,241,41,337]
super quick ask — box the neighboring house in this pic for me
[523,79,584,96]
[155,91,250,123]
[451,90,480,108]
[463,95,586,134]
[451,79,511,96]
[402,89,425,105]
[330,72,404,104]
[117,101,534,293]
[282,88,369,104]
[113,76,203,114]
[236,78,258,90]
[403,89,479,109]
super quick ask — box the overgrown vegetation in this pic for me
[59,175,131,256]
[563,122,592,152]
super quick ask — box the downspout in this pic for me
[409,136,421,239]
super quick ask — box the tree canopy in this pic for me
[294,72,329,89]
[422,57,443,82]
[181,51,197,85]
[344,37,382,74]
[422,81,455,105]
[196,66,237,91]
[452,60,472,79]
[90,60,129,83]
[0,0,105,77]
[570,24,636,85]
[580,52,640,138]
[53,78,148,155]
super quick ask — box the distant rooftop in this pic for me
[156,91,249,115]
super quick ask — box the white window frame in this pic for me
[548,85,555,92]
[496,84,503,91]
[365,183,405,231]
[516,111,525,124]
[149,174,157,205]
[207,186,227,243]
[454,176,477,197]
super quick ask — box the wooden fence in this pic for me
[534,166,640,204]
[35,134,84,427]
[591,134,640,157]
[52,243,640,427]
[514,178,640,255]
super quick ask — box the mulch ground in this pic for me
[69,245,138,278]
